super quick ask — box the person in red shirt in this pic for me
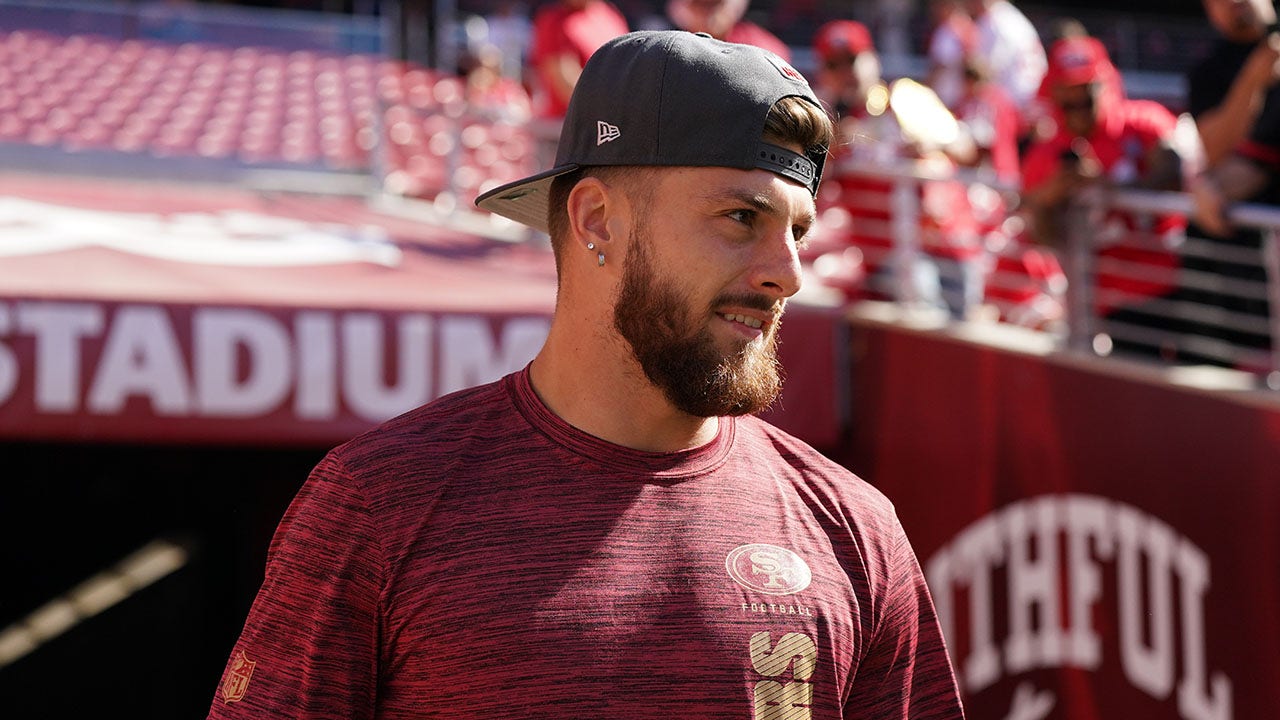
[1021,36,1184,316]
[529,0,628,120]
[665,0,791,60]
[952,57,1021,185]
[811,20,992,319]
[208,31,965,719]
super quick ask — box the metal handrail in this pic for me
[1078,187,1280,381]
[824,159,1279,387]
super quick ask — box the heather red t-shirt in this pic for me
[208,368,964,719]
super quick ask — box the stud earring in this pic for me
[597,251,606,266]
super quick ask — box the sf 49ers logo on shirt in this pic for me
[726,544,812,595]
[221,650,256,704]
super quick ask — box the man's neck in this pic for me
[528,333,720,453]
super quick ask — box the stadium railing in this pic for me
[809,157,1280,390]
[1063,187,1280,381]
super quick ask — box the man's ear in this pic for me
[566,176,615,250]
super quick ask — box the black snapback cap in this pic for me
[475,30,828,233]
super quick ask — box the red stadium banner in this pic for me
[0,175,846,446]
[0,299,845,446]
[0,300,550,445]
[841,312,1280,720]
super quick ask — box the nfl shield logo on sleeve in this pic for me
[221,650,256,703]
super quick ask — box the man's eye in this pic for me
[727,209,754,225]
[793,228,811,250]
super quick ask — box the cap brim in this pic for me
[475,163,581,234]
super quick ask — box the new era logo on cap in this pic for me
[597,121,620,145]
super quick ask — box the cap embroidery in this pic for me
[597,121,621,145]
[762,52,807,85]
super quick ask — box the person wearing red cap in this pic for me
[810,20,882,146]
[809,19,896,306]
[1021,36,1184,321]
[1022,37,1181,240]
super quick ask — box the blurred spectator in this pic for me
[811,19,883,142]
[665,0,791,60]
[1021,36,1185,323]
[927,0,977,110]
[813,20,990,319]
[484,1,534,81]
[1188,0,1280,235]
[460,43,532,124]
[965,0,1047,128]
[951,55,1021,184]
[1023,37,1182,242]
[1019,18,1090,133]
[1048,17,1090,43]
[1180,0,1277,368]
[950,55,1063,328]
[528,0,628,120]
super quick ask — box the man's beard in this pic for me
[612,227,785,418]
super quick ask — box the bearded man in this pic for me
[208,31,964,720]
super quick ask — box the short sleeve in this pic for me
[843,514,965,719]
[1124,101,1177,147]
[207,453,385,719]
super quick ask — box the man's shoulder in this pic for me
[736,415,897,513]
[331,376,516,468]
[1118,98,1178,137]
